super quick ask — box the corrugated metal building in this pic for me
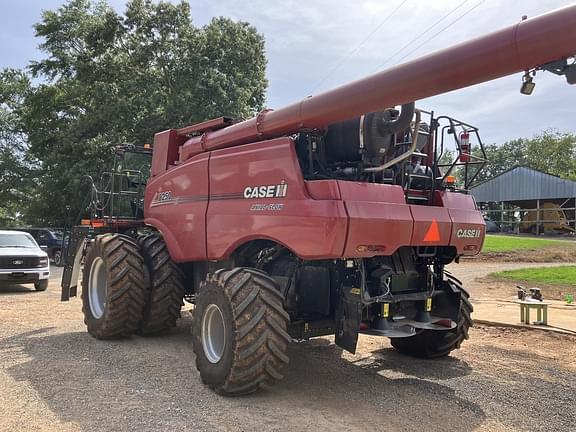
[469,166,576,233]
[470,166,576,204]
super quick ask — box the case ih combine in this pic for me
[62,6,576,395]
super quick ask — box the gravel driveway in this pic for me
[1,269,574,432]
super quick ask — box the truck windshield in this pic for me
[0,233,38,248]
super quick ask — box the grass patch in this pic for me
[481,235,574,253]
[491,266,576,286]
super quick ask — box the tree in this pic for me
[472,131,576,184]
[0,69,33,226]
[525,130,576,180]
[471,139,527,184]
[21,0,267,225]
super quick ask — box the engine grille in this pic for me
[0,256,41,269]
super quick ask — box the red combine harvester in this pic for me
[62,6,576,395]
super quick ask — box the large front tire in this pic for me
[137,233,185,335]
[192,268,291,396]
[81,234,148,339]
[390,276,473,358]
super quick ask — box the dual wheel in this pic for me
[81,233,185,339]
[81,234,290,396]
[82,233,470,394]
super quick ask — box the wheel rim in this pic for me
[88,257,108,319]
[54,251,61,265]
[201,304,226,364]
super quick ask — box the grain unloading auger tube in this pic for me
[151,3,576,175]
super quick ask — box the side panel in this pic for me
[410,206,453,245]
[435,191,485,255]
[338,182,413,257]
[344,201,413,257]
[144,153,209,262]
[207,138,348,260]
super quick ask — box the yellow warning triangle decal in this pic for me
[423,219,440,242]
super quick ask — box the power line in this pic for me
[395,0,486,64]
[372,0,471,73]
[310,0,409,94]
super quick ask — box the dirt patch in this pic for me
[466,246,576,263]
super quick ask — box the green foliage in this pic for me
[475,131,576,184]
[0,69,33,226]
[472,139,527,184]
[525,130,576,180]
[481,235,574,253]
[20,0,267,225]
[491,265,576,286]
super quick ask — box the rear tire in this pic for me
[81,234,148,339]
[390,276,473,358]
[192,268,291,396]
[137,233,185,335]
[34,280,48,291]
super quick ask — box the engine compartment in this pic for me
[295,105,487,197]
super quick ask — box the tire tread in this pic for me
[137,233,186,335]
[193,267,290,396]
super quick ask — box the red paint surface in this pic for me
[145,138,487,261]
[145,153,210,261]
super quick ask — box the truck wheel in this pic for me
[53,250,63,266]
[81,234,148,339]
[137,233,185,335]
[192,268,291,396]
[390,276,473,358]
[34,280,48,291]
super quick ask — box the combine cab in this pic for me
[62,6,576,395]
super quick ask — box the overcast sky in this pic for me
[1,0,575,145]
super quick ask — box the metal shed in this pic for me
[470,167,576,234]
[470,166,576,203]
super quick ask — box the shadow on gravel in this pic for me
[2,320,485,432]
[365,346,472,380]
[0,283,36,294]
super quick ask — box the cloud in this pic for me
[2,0,575,143]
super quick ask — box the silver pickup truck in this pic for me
[0,230,50,291]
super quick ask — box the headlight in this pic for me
[38,257,49,267]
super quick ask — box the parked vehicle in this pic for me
[61,5,576,396]
[19,228,67,266]
[519,202,575,234]
[0,230,50,291]
[483,217,501,233]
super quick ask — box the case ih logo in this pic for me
[243,181,288,199]
[456,228,481,239]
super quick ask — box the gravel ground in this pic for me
[1,269,575,432]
